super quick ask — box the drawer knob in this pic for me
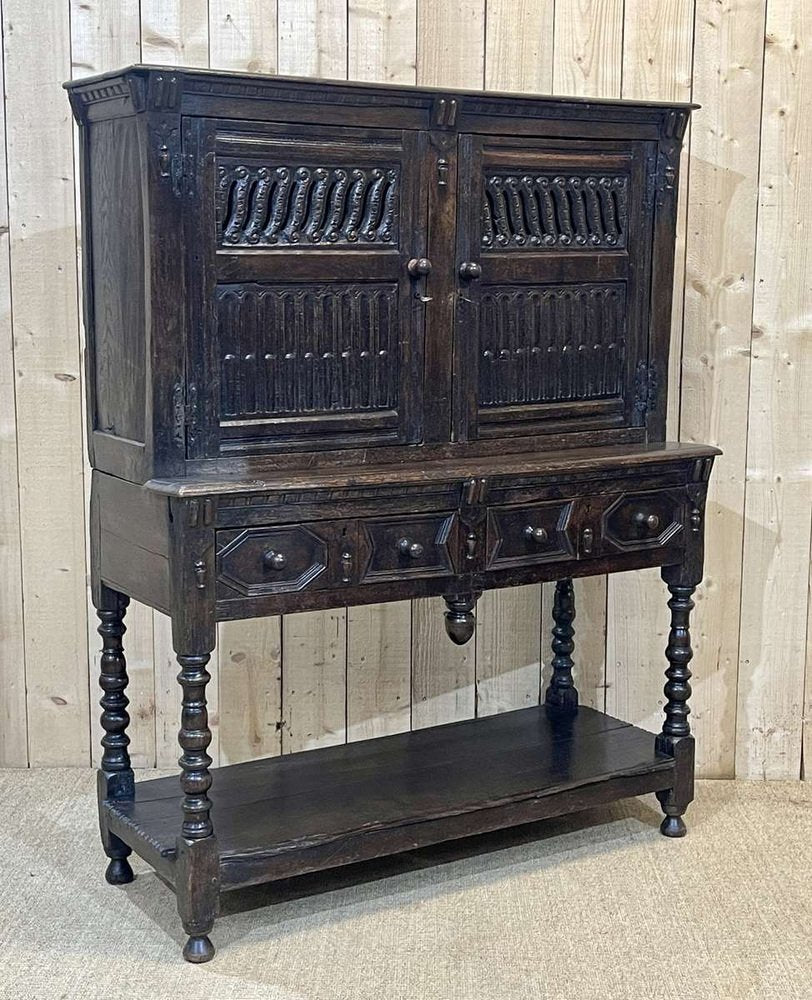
[407,257,432,277]
[634,512,660,532]
[398,537,424,559]
[263,549,287,571]
[459,261,482,280]
[524,525,548,544]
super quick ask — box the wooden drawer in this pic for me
[486,501,575,570]
[600,490,684,553]
[359,512,459,582]
[216,522,353,598]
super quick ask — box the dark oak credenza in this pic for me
[66,65,718,963]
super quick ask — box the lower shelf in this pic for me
[106,705,675,891]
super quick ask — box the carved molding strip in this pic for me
[216,163,399,247]
[478,284,627,407]
[216,283,400,419]
[482,173,629,250]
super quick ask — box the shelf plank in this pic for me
[107,705,674,889]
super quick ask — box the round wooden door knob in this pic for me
[407,257,432,277]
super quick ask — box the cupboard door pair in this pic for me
[186,119,654,459]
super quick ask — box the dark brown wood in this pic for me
[67,67,719,963]
[545,579,579,711]
[105,705,675,889]
[94,584,135,885]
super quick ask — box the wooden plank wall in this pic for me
[0,1,809,780]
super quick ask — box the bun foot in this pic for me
[183,935,215,963]
[660,814,687,838]
[105,857,134,884]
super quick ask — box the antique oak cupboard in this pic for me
[65,65,718,963]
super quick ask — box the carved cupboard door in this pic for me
[184,118,426,458]
[453,135,656,446]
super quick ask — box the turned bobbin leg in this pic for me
[175,648,219,963]
[656,578,696,838]
[95,584,135,885]
[545,578,579,711]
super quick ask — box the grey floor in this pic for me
[0,770,810,1000]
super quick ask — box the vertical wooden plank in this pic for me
[348,0,416,83]
[417,0,484,88]
[347,601,411,740]
[804,528,812,781]
[547,0,624,713]
[475,3,553,718]
[282,609,346,752]
[209,0,281,765]
[552,0,623,97]
[209,0,278,73]
[737,0,812,779]
[278,0,347,78]
[606,0,695,747]
[141,2,217,768]
[276,2,348,752]
[411,596,476,729]
[4,0,89,765]
[140,0,210,66]
[219,618,282,763]
[679,0,766,776]
[411,1,485,728]
[70,0,154,769]
[485,0,553,92]
[0,3,25,766]
[475,585,542,717]
[344,1,416,741]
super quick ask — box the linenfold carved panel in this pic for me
[217,284,400,419]
[216,163,400,246]
[482,174,629,250]
[479,284,627,407]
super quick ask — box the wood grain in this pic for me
[0,8,26,766]
[417,0,485,89]
[208,0,278,73]
[485,0,553,92]
[275,2,348,754]
[140,0,218,769]
[411,0,485,728]
[69,0,155,770]
[552,0,623,98]
[278,0,347,78]
[343,0,415,745]
[679,0,765,776]
[140,0,210,65]
[737,0,812,779]
[607,0,696,750]
[4,0,90,765]
[549,0,625,713]
[2,0,810,784]
[208,0,280,770]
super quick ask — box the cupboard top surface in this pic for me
[65,63,698,123]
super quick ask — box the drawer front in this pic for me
[600,490,684,553]
[360,512,459,582]
[486,501,575,570]
[216,522,352,598]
